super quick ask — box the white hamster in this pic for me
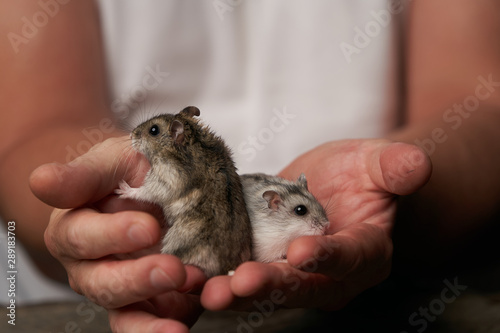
[240,173,330,263]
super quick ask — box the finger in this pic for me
[202,261,340,311]
[201,262,294,311]
[287,223,392,283]
[200,275,234,310]
[370,142,432,195]
[94,194,164,218]
[179,265,208,294]
[71,254,187,309]
[230,262,284,298]
[29,136,150,208]
[45,208,161,261]
[109,303,189,333]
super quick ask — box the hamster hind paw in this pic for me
[274,258,288,264]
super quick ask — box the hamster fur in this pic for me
[116,106,252,277]
[240,173,329,263]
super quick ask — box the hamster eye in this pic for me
[294,205,308,216]
[149,124,160,136]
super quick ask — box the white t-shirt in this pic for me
[99,0,403,174]
[1,0,406,304]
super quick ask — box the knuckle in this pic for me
[80,270,117,308]
[44,209,66,257]
[124,282,146,303]
[109,266,143,305]
[67,274,83,295]
[66,222,90,259]
[43,226,56,256]
[88,264,131,309]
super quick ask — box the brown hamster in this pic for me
[240,173,329,263]
[116,106,252,277]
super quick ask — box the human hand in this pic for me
[30,137,206,333]
[201,139,431,312]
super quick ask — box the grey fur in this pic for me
[117,107,252,277]
[240,173,329,263]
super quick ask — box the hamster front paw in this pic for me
[115,180,141,200]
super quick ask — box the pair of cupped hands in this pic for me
[30,136,431,333]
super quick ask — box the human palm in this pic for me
[201,139,432,311]
[32,137,431,331]
[32,137,207,333]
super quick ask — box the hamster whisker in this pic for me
[150,96,169,117]
[113,116,134,133]
[122,145,137,181]
[322,187,335,212]
[135,97,165,128]
[110,140,135,182]
[322,186,340,219]
[116,107,253,277]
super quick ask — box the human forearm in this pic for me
[0,0,110,153]
[387,107,500,260]
[0,124,124,282]
[0,0,116,281]
[389,0,500,263]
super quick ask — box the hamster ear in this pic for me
[297,173,308,189]
[170,120,185,144]
[263,190,282,211]
[180,106,200,118]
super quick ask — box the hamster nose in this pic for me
[131,128,142,139]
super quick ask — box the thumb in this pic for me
[29,136,149,208]
[369,142,432,196]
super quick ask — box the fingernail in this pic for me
[150,267,176,289]
[127,224,152,246]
